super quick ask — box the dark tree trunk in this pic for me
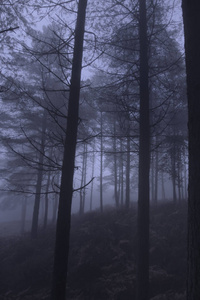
[100,111,103,213]
[31,110,46,239]
[120,139,124,207]
[79,145,85,215]
[43,170,51,230]
[182,1,200,299]
[171,140,177,204]
[184,158,188,201]
[177,158,182,203]
[52,193,59,225]
[161,171,166,201]
[90,139,95,211]
[82,143,88,212]
[125,129,130,209]
[21,197,27,235]
[79,143,87,215]
[151,151,155,202]
[51,1,87,299]
[114,120,119,208]
[154,148,158,205]
[136,0,150,299]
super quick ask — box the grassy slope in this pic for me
[0,202,187,299]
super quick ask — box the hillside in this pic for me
[0,201,187,299]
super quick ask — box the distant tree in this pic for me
[31,109,47,239]
[182,1,200,299]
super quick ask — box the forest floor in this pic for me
[0,201,187,300]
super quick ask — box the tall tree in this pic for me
[51,1,88,299]
[182,1,200,299]
[137,0,150,300]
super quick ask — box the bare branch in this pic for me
[0,26,19,34]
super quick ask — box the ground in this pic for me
[0,201,187,299]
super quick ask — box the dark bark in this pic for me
[151,152,155,202]
[31,111,46,239]
[82,143,88,212]
[120,139,124,207]
[161,171,166,201]
[154,148,158,205]
[79,145,85,215]
[79,143,87,215]
[125,130,130,209]
[51,1,87,299]
[182,1,200,299]
[113,120,119,208]
[43,170,51,230]
[171,140,177,204]
[90,140,95,211]
[100,111,103,213]
[21,197,27,235]
[52,193,58,225]
[177,158,182,203]
[184,159,188,200]
[136,0,150,299]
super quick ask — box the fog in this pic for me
[0,0,188,299]
[0,172,179,237]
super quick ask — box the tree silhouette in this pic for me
[51,1,88,299]
[182,1,200,299]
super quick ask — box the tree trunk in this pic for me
[154,148,159,205]
[43,170,51,230]
[120,139,124,207]
[100,111,103,212]
[79,144,85,215]
[52,193,59,225]
[182,1,200,299]
[83,143,88,212]
[170,137,177,204]
[161,171,166,201]
[51,172,60,225]
[177,159,182,203]
[79,143,87,215]
[114,120,119,208]
[125,128,130,209]
[136,0,150,299]
[21,197,27,235]
[51,1,87,299]
[184,158,188,201]
[151,151,155,202]
[90,140,95,211]
[31,110,46,239]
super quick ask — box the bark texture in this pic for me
[51,1,87,299]
[182,1,200,299]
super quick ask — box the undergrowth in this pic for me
[0,201,187,299]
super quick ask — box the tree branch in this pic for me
[0,26,19,34]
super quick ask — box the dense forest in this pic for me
[0,0,199,299]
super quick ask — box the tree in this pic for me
[182,1,200,299]
[136,0,150,299]
[51,1,88,299]
[31,109,47,238]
